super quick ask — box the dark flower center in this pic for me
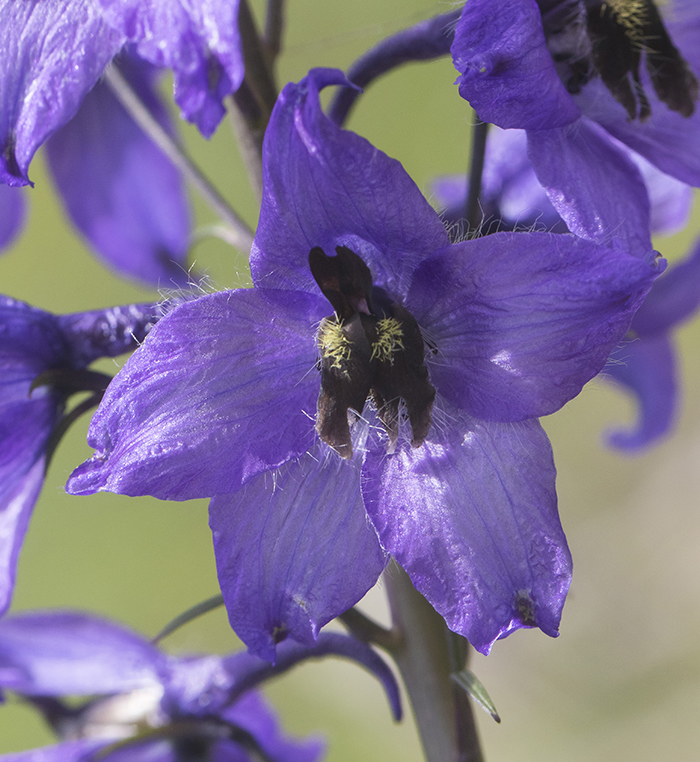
[540,0,698,121]
[309,246,435,459]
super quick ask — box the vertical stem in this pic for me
[464,121,489,233]
[384,563,484,762]
[264,0,286,63]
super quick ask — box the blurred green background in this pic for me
[3,1,700,759]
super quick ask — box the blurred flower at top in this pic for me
[432,126,700,452]
[451,0,700,254]
[0,0,246,286]
[68,69,662,660]
[0,297,160,617]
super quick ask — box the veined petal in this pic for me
[0,185,26,251]
[210,446,387,661]
[67,290,327,501]
[629,152,692,236]
[527,119,652,256]
[408,232,661,422]
[361,409,571,655]
[605,335,676,451]
[251,68,449,299]
[0,611,163,695]
[97,0,244,137]
[451,0,580,130]
[46,55,191,288]
[0,0,124,186]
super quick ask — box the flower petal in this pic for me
[251,68,449,300]
[0,611,163,695]
[605,335,677,451]
[631,235,700,337]
[0,740,105,762]
[527,119,652,256]
[408,232,661,422]
[46,55,191,288]
[0,185,26,251]
[451,0,580,130]
[209,447,387,661]
[97,0,244,137]
[67,290,327,501]
[0,0,124,186]
[361,410,571,654]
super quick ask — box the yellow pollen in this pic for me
[317,318,352,371]
[605,0,651,49]
[371,317,404,364]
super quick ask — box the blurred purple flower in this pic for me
[451,0,700,254]
[0,298,160,616]
[67,69,662,659]
[0,610,361,761]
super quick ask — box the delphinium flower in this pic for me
[431,124,699,451]
[1,0,246,285]
[0,297,160,616]
[67,68,663,661]
[0,610,400,760]
[451,0,700,251]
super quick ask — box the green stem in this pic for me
[104,65,254,253]
[384,562,484,762]
[464,120,489,234]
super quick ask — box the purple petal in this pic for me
[97,0,244,137]
[605,335,677,451]
[0,0,124,186]
[0,458,46,617]
[361,409,571,655]
[527,119,653,256]
[0,185,26,251]
[209,446,387,660]
[46,55,191,288]
[631,235,700,337]
[630,153,693,236]
[219,633,401,723]
[219,692,324,762]
[0,611,163,695]
[408,232,661,422]
[251,68,449,300]
[0,740,105,762]
[451,0,579,130]
[67,290,327,501]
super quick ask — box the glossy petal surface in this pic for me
[408,232,660,421]
[251,68,449,299]
[0,0,124,185]
[451,0,579,130]
[527,120,652,257]
[67,290,326,500]
[210,447,387,660]
[362,410,571,654]
[97,0,243,136]
[46,55,191,287]
[0,611,162,695]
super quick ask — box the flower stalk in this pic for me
[384,562,484,762]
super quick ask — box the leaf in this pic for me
[451,668,501,723]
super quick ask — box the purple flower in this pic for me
[67,69,662,659]
[451,0,700,253]
[0,610,377,760]
[432,125,696,451]
[0,298,160,616]
[2,0,244,188]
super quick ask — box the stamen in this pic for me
[370,318,405,364]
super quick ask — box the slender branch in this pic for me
[338,607,398,651]
[152,594,225,644]
[464,120,489,234]
[264,0,286,63]
[383,562,484,762]
[328,10,461,127]
[103,65,254,253]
